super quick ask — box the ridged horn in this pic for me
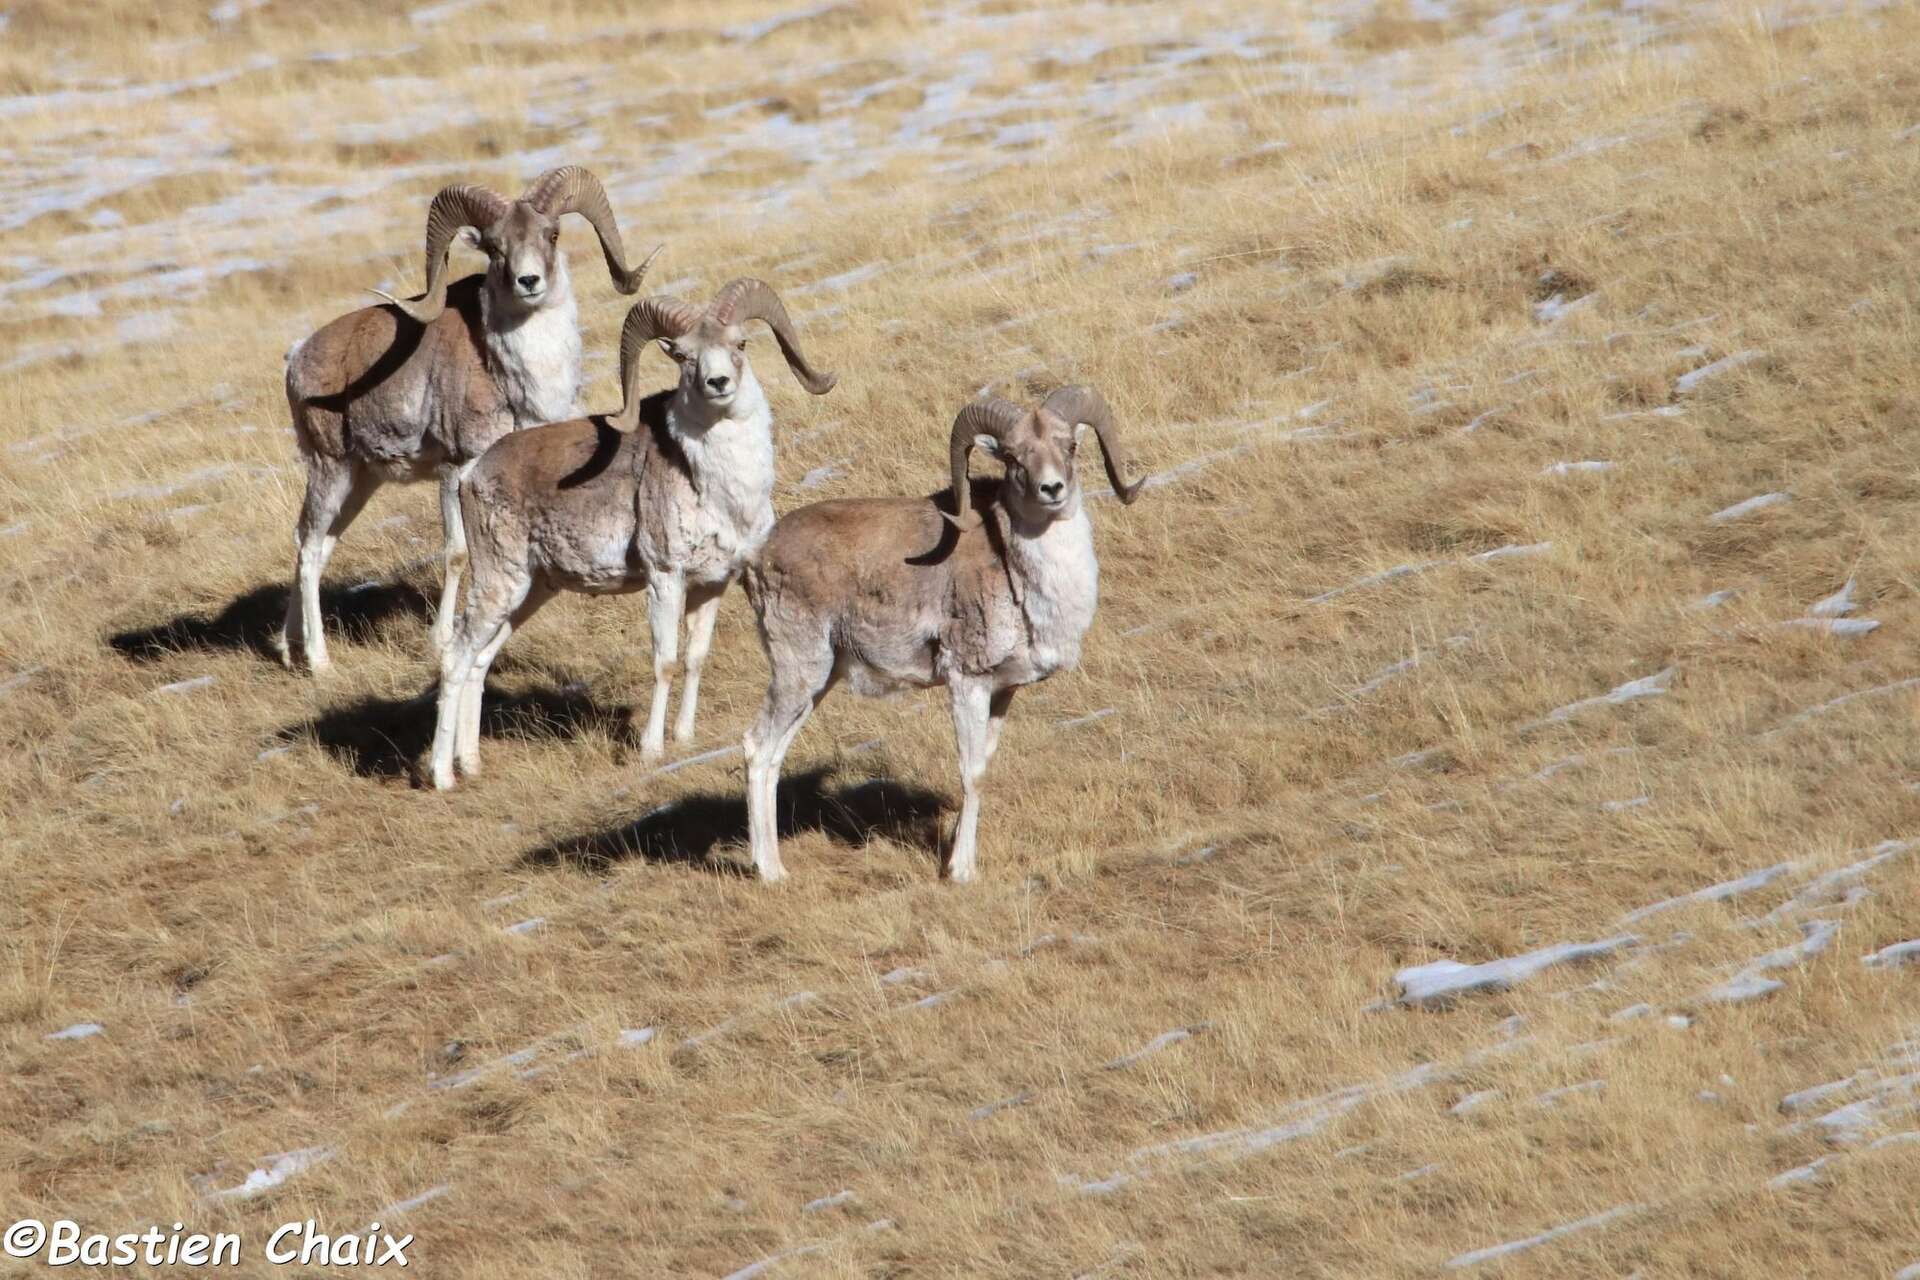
[1042,385,1144,504]
[613,297,703,432]
[707,277,837,395]
[371,184,510,325]
[519,165,658,295]
[945,397,1031,529]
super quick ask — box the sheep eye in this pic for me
[548,228,559,244]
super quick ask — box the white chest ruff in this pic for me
[1005,510,1099,680]
[484,288,582,427]
[671,401,776,583]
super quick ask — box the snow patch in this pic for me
[1524,667,1675,729]
[1444,1204,1644,1269]
[651,744,742,776]
[1470,541,1552,562]
[199,1146,335,1202]
[1532,1080,1605,1107]
[802,1189,856,1214]
[1619,860,1798,925]
[47,1022,104,1040]
[1395,936,1639,1008]
[1779,617,1879,637]
[1675,349,1767,394]
[1764,841,1913,920]
[1809,578,1858,617]
[1104,1024,1210,1070]
[1707,919,1841,1004]
[1765,677,1920,736]
[1533,292,1597,325]
[1708,492,1789,523]
[969,1090,1034,1121]
[376,1184,450,1217]
[1864,940,1920,969]
[1308,560,1444,604]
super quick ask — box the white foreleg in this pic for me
[639,571,686,760]
[430,624,480,791]
[429,461,474,654]
[946,677,995,884]
[674,581,727,744]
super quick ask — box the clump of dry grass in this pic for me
[4,0,1920,1275]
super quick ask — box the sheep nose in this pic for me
[517,274,541,292]
[1039,480,1065,500]
[706,374,732,392]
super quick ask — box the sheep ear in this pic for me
[457,226,482,251]
[656,337,676,358]
[973,433,1003,459]
[1073,421,1092,446]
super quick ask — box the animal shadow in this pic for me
[283,680,637,781]
[519,766,948,875]
[107,580,431,664]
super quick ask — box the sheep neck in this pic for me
[481,254,582,428]
[997,497,1099,675]
[665,365,776,541]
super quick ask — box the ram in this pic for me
[428,279,836,791]
[279,166,656,672]
[741,387,1145,883]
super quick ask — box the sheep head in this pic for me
[945,385,1145,529]
[612,277,836,430]
[373,166,661,325]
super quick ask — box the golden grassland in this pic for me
[4,0,1920,1274]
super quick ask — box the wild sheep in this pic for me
[278,166,657,673]
[428,278,836,791]
[741,387,1145,883]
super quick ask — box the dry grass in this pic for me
[5,0,1920,1274]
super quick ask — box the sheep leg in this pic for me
[743,650,838,884]
[638,570,686,760]
[282,459,378,674]
[672,580,727,745]
[985,686,1016,760]
[455,581,554,779]
[428,461,475,654]
[946,677,995,884]
[430,609,490,791]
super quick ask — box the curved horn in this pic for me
[520,166,657,295]
[945,397,1030,529]
[612,297,702,432]
[1043,384,1144,504]
[371,184,510,325]
[707,277,837,395]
